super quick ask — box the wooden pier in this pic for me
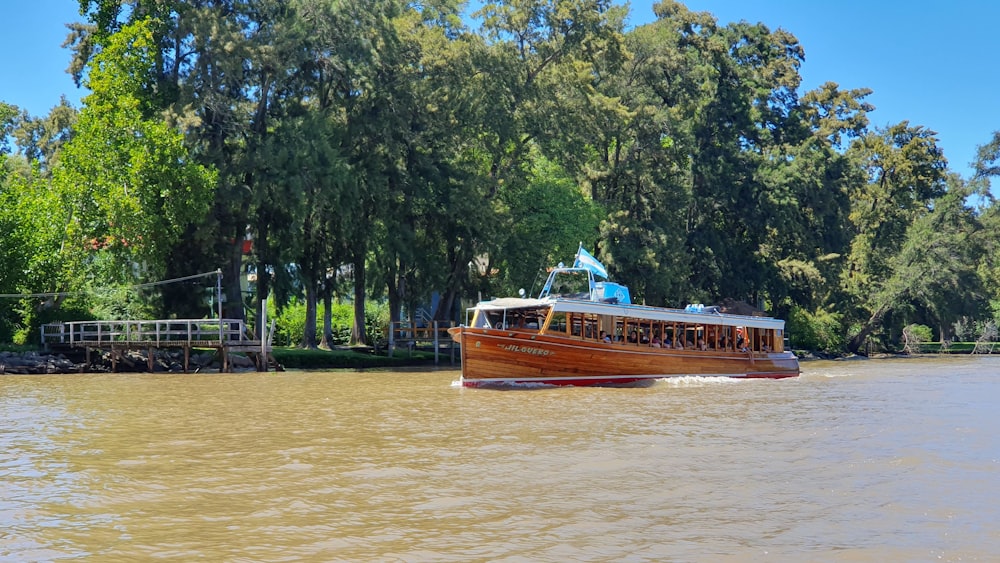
[41,318,275,373]
[386,321,457,365]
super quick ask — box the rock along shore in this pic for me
[0,349,257,375]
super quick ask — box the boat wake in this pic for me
[654,375,742,387]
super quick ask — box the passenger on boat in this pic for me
[627,330,639,344]
[599,330,611,343]
[673,338,684,350]
[697,337,707,351]
[650,332,661,348]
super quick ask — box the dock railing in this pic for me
[41,319,251,348]
[40,318,271,373]
[386,320,456,365]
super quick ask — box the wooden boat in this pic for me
[447,250,800,387]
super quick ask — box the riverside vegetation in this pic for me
[2,0,1000,359]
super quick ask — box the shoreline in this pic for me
[3,348,989,375]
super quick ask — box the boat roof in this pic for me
[471,297,553,311]
[470,296,784,330]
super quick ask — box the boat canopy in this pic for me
[467,264,783,331]
[472,297,552,311]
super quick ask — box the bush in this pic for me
[902,323,933,354]
[11,298,96,345]
[787,306,846,353]
[272,299,388,347]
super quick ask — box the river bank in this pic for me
[0,346,445,374]
[0,349,240,375]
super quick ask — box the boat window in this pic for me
[471,310,486,328]
[719,326,733,350]
[547,312,567,335]
[490,312,507,329]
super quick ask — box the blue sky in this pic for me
[2,0,998,181]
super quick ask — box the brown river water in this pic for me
[2,356,999,562]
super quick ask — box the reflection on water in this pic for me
[2,357,1000,561]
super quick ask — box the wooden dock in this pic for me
[41,318,275,373]
[386,321,457,365]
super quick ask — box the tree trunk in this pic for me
[846,303,891,354]
[319,277,333,349]
[302,279,318,348]
[387,260,403,333]
[223,235,245,321]
[434,243,468,322]
[351,248,367,346]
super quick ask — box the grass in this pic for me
[270,346,445,369]
[920,342,977,354]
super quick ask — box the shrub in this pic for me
[902,323,933,353]
[787,306,846,353]
[272,299,389,347]
[11,298,96,345]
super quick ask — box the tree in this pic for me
[842,122,948,351]
[9,98,78,175]
[55,19,216,290]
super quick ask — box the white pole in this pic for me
[261,297,268,370]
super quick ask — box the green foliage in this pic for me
[273,299,388,348]
[55,19,216,287]
[273,300,312,347]
[904,323,933,342]
[787,306,845,353]
[11,298,95,346]
[492,155,602,296]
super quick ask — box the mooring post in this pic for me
[434,321,440,365]
[216,269,223,345]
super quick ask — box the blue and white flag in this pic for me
[574,246,608,279]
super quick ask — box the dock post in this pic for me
[433,321,439,365]
[388,322,395,358]
[450,322,456,366]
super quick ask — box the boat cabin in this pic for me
[466,266,786,354]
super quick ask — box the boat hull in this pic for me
[449,327,800,388]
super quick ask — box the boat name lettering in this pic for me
[499,344,551,356]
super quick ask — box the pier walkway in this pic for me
[41,318,274,372]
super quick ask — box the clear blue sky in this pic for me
[2,0,998,181]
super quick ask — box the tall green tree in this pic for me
[849,176,986,347]
[843,122,948,351]
[55,18,216,291]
